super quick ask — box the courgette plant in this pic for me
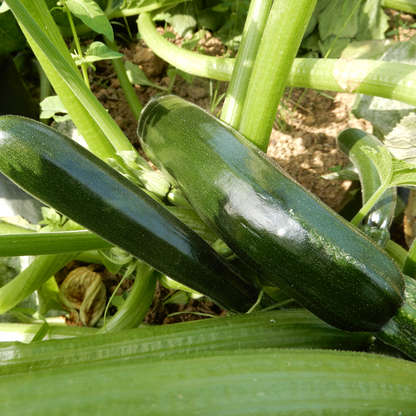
[3,0,416,413]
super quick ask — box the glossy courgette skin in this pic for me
[0,115,265,314]
[138,95,405,332]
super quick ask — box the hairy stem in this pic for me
[238,0,318,151]
[221,0,273,127]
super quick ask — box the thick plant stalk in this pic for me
[138,12,234,81]
[220,0,273,127]
[138,14,416,109]
[0,231,114,257]
[0,310,371,376]
[1,349,416,415]
[381,0,416,14]
[239,0,317,151]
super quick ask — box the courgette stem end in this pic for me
[377,275,416,360]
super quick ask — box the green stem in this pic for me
[404,239,416,278]
[104,37,143,120]
[0,321,98,343]
[138,12,234,81]
[138,18,416,110]
[33,60,52,104]
[98,263,157,334]
[220,0,273,127]
[0,220,83,316]
[0,231,114,257]
[0,253,78,316]
[351,185,387,226]
[381,0,416,14]
[385,240,408,269]
[238,0,317,151]
[65,5,90,88]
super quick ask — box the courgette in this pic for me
[0,115,267,314]
[137,96,405,335]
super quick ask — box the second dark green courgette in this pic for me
[0,115,267,314]
[137,95,405,334]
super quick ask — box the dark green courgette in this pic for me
[337,128,396,248]
[0,115,267,314]
[137,95,405,334]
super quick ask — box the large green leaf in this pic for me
[0,10,26,55]
[384,112,416,165]
[352,37,416,137]
[65,0,114,41]
[317,0,361,41]
[356,0,389,41]
[164,1,198,37]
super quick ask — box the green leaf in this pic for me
[162,31,176,39]
[39,95,68,120]
[0,215,41,232]
[361,146,416,187]
[110,295,124,308]
[65,0,114,41]
[317,0,361,41]
[124,60,166,90]
[212,4,229,12]
[163,290,190,305]
[159,274,202,296]
[38,277,64,316]
[165,2,197,38]
[74,41,123,65]
[361,146,393,184]
[30,320,49,342]
[181,29,206,50]
[318,35,350,59]
[167,67,193,84]
[352,37,416,137]
[0,9,26,55]
[340,39,396,60]
[152,12,171,21]
[391,158,416,187]
[384,112,416,165]
[356,0,389,41]
[98,247,132,274]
